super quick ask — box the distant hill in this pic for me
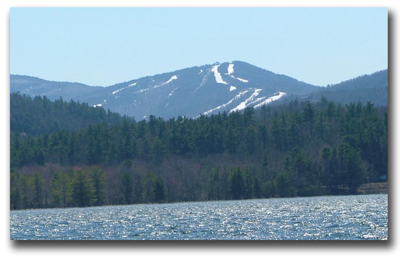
[10,74,106,103]
[303,69,388,106]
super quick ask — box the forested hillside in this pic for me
[10,92,133,136]
[304,70,388,106]
[10,94,388,210]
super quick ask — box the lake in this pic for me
[10,194,388,240]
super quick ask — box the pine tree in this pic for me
[230,167,244,200]
[33,172,44,208]
[121,172,133,204]
[52,171,70,208]
[90,167,108,206]
[275,171,295,197]
[69,169,96,207]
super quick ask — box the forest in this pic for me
[10,93,388,210]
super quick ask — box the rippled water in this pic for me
[10,194,388,240]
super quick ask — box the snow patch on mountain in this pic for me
[230,89,262,113]
[134,88,149,94]
[227,63,234,75]
[211,65,228,85]
[197,90,250,117]
[113,89,123,95]
[235,77,249,83]
[225,63,248,83]
[154,75,178,89]
[112,82,137,95]
[254,92,287,108]
[168,87,179,98]
[247,96,267,107]
[130,75,178,95]
[197,69,212,91]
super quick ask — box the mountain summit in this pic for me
[102,61,319,119]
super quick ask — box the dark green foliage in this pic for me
[69,169,96,207]
[338,142,365,194]
[121,172,134,204]
[10,92,131,136]
[33,172,44,208]
[275,171,295,197]
[10,94,388,210]
[90,167,108,206]
[10,171,20,210]
[230,167,245,200]
[142,171,165,203]
[305,70,388,106]
[207,168,223,200]
[52,171,70,208]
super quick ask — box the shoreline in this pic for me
[10,184,388,212]
[357,182,388,195]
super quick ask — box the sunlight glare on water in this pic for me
[10,194,388,240]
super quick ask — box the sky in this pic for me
[10,7,388,87]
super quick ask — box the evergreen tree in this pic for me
[52,171,70,208]
[10,171,21,210]
[121,172,134,204]
[33,172,44,208]
[275,171,295,197]
[69,169,96,207]
[338,142,365,194]
[142,171,165,203]
[230,167,244,200]
[90,167,108,206]
[303,101,315,136]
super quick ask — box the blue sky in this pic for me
[10,7,387,87]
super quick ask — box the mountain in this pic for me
[10,61,388,120]
[304,69,388,106]
[10,61,319,120]
[10,75,105,103]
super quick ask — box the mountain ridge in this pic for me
[10,61,387,120]
[302,69,388,106]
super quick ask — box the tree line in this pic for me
[11,92,130,136]
[10,95,388,210]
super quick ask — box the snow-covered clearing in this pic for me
[153,75,178,89]
[225,63,248,83]
[168,87,179,97]
[131,75,178,95]
[112,82,137,95]
[230,89,262,113]
[197,90,250,117]
[134,88,149,94]
[211,65,228,85]
[235,77,249,83]
[227,63,234,75]
[254,92,286,108]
